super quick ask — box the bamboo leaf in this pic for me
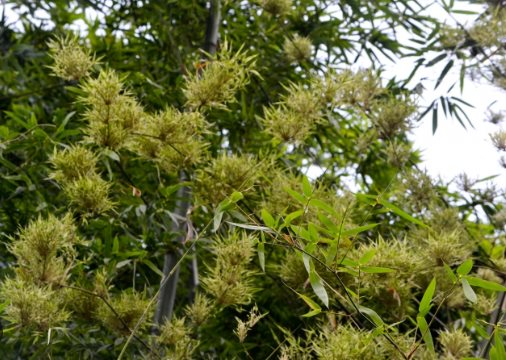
[432,104,438,135]
[296,291,321,317]
[435,59,454,89]
[461,278,477,303]
[284,210,304,226]
[426,53,447,67]
[342,223,379,237]
[309,268,329,308]
[225,221,272,232]
[417,315,434,352]
[143,259,163,277]
[464,276,506,292]
[261,208,276,228]
[377,198,429,228]
[492,329,506,360]
[309,198,337,216]
[285,187,306,204]
[456,259,473,276]
[359,249,376,265]
[302,175,312,197]
[443,263,457,284]
[360,266,395,274]
[257,241,265,272]
[358,305,384,327]
[419,277,436,317]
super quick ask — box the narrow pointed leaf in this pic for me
[309,268,329,308]
[419,277,436,316]
[461,278,477,303]
[358,305,384,327]
[360,266,395,274]
[457,259,473,276]
[378,198,428,228]
[417,315,434,352]
[359,249,376,265]
[464,276,506,292]
[302,176,312,197]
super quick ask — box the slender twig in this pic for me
[60,284,162,359]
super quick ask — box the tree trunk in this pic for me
[154,0,221,327]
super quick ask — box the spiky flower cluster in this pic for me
[234,304,267,342]
[9,213,79,285]
[350,238,425,320]
[259,0,292,16]
[134,108,208,172]
[468,9,506,47]
[50,145,114,216]
[48,35,97,81]
[331,69,385,109]
[262,81,323,143]
[0,214,79,331]
[312,326,405,360]
[439,329,473,359]
[385,140,413,168]
[80,69,144,150]
[183,43,258,110]
[370,96,416,139]
[202,232,257,306]
[158,316,199,359]
[194,153,264,205]
[184,293,213,327]
[491,130,506,151]
[284,34,313,63]
[97,291,151,335]
[439,25,466,49]
[1,278,70,332]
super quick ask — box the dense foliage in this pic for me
[1,0,506,359]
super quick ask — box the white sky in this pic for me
[4,1,506,189]
[376,2,506,189]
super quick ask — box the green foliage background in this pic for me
[1,0,506,359]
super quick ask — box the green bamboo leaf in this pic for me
[492,329,506,360]
[229,191,244,203]
[358,305,384,327]
[296,291,322,317]
[359,249,376,265]
[257,241,265,272]
[417,315,434,352]
[456,259,473,276]
[432,104,438,135]
[225,221,272,232]
[360,266,395,274]
[434,59,454,89]
[213,210,224,233]
[426,53,447,67]
[112,237,120,255]
[309,198,337,216]
[285,187,306,204]
[341,223,379,236]
[317,213,338,234]
[283,210,304,226]
[419,277,436,317]
[302,175,312,197]
[302,308,322,318]
[464,276,506,292]
[377,198,429,228]
[261,208,275,228]
[143,259,163,277]
[309,268,329,308]
[461,278,477,303]
[443,263,457,284]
